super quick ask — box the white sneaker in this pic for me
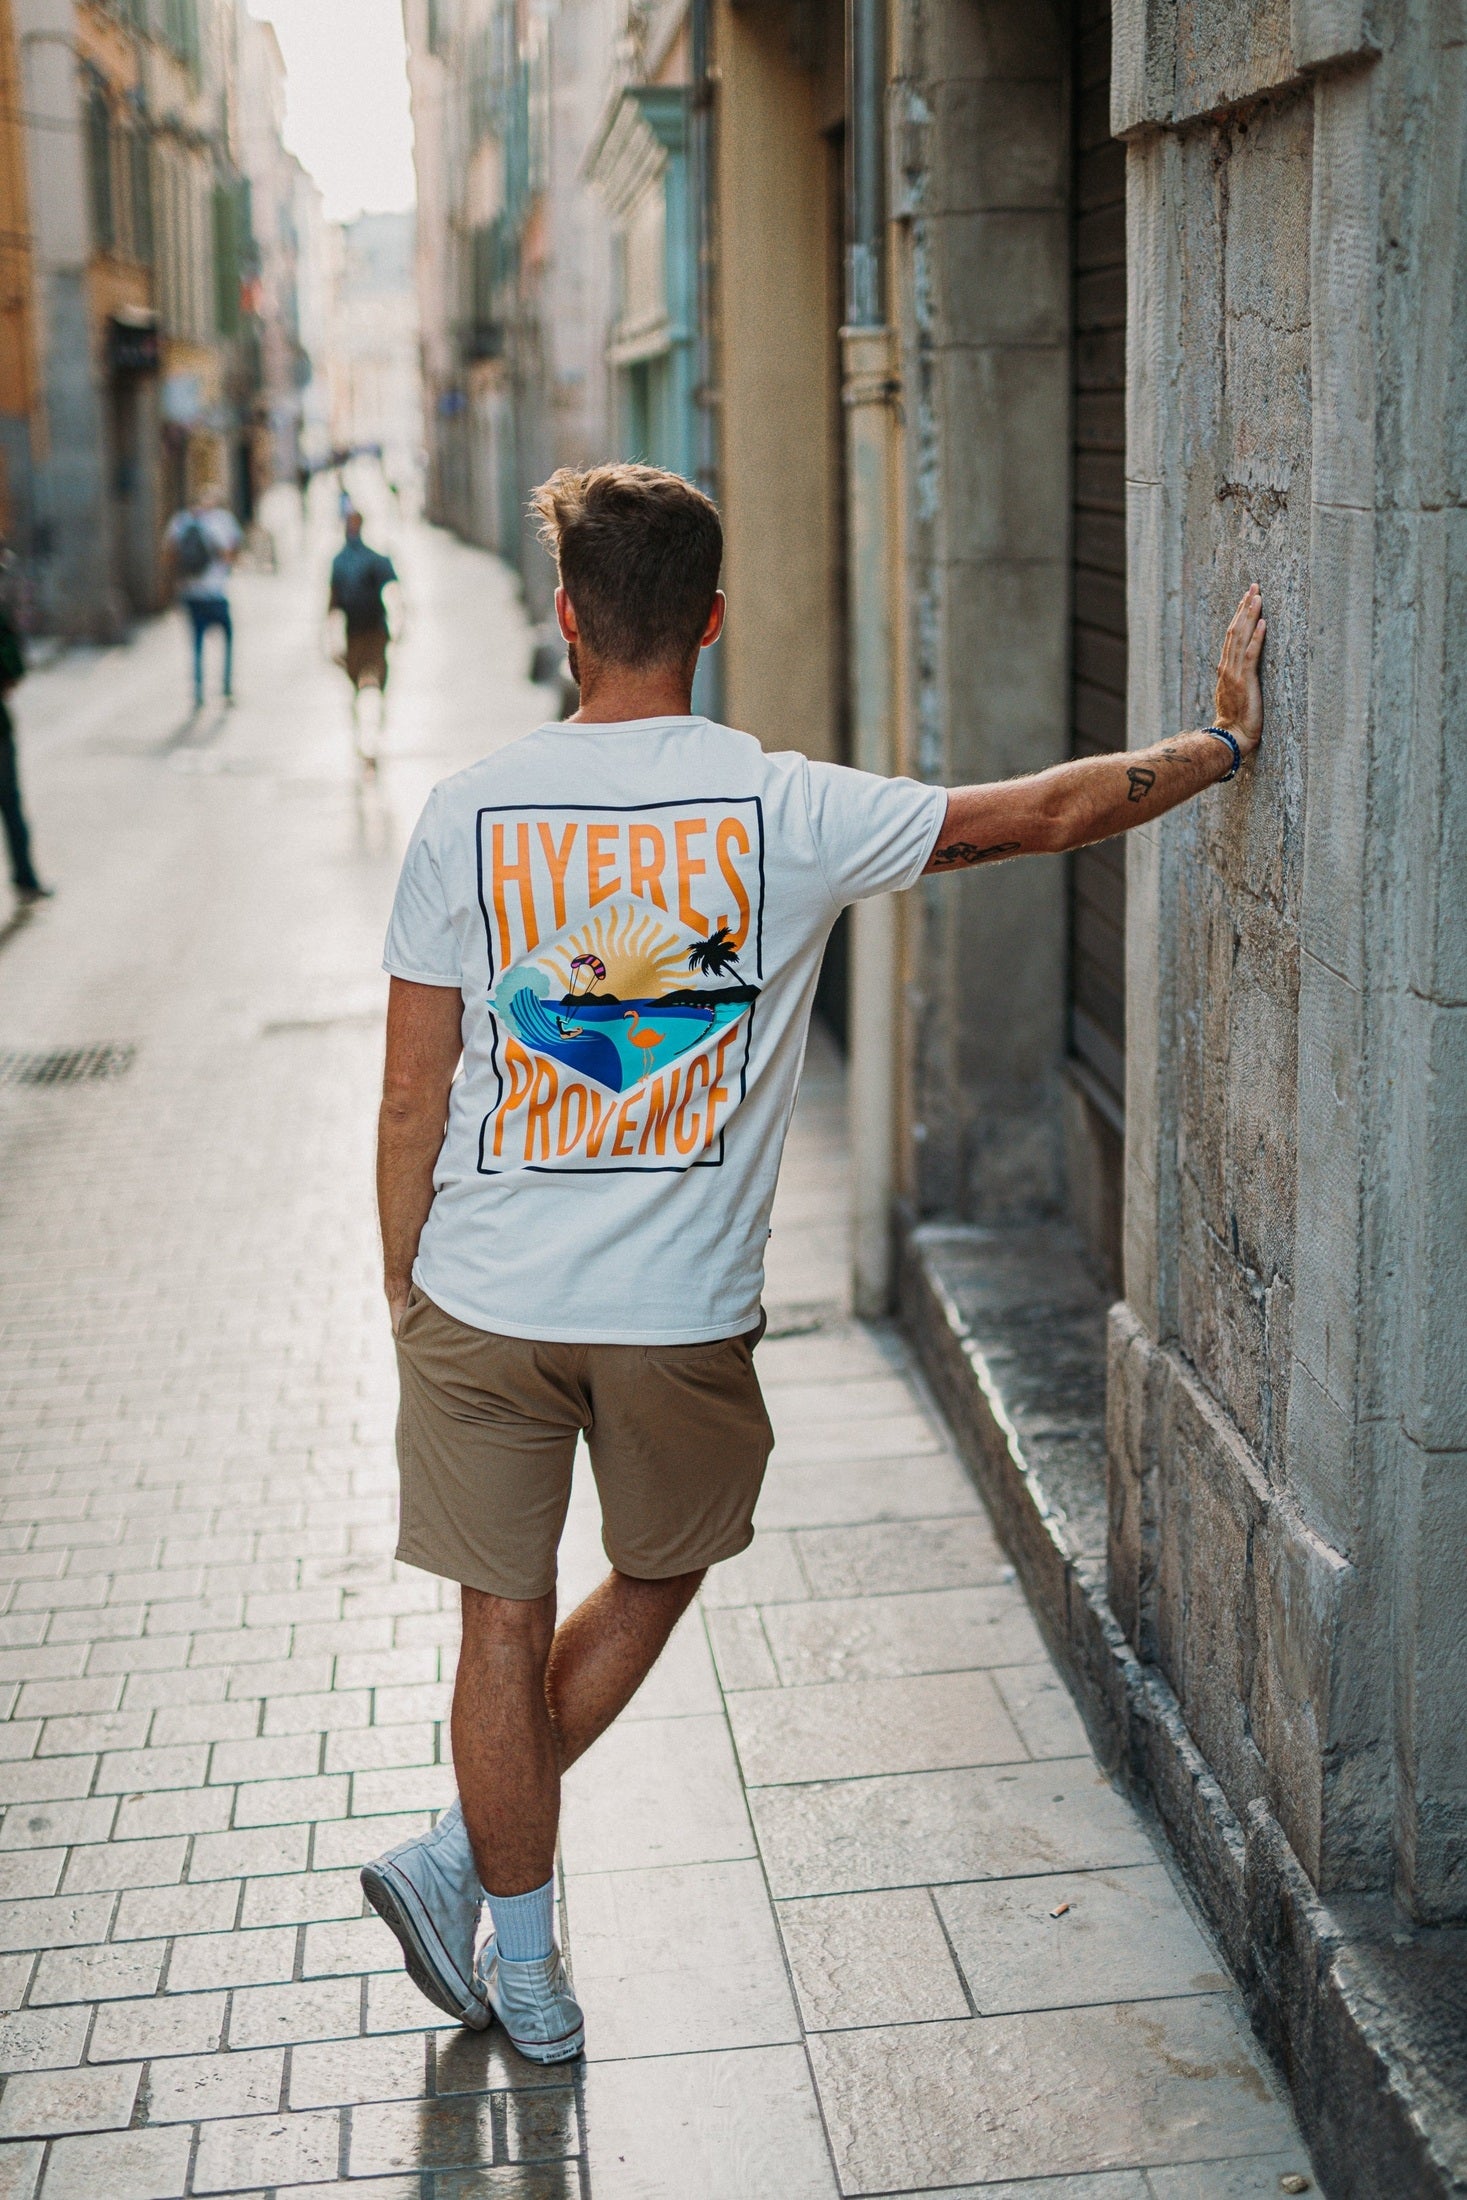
[477,1938,585,2063]
[361,1799,489,2028]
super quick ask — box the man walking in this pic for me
[0,591,47,906]
[165,485,242,711]
[363,464,1266,2063]
[328,508,398,754]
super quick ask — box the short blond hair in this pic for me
[531,463,722,670]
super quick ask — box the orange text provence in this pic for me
[491,1029,740,1167]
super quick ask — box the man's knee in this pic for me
[612,1565,706,1614]
[461,1583,556,1660]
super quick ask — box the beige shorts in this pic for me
[393,1288,774,1600]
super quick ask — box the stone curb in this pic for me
[899,1224,1461,2200]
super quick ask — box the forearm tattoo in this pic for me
[929,841,1023,870]
[1126,766,1156,803]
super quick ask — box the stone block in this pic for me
[1173,0,1296,123]
[928,78,1068,215]
[1403,999,1467,1453]
[1289,948,1362,1437]
[922,0,1066,87]
[1290,0,1373,68]
[941,559,1069,778]
[1395,1441,1467,1919]
[926,212,1069,348]
[932,345,1070,567]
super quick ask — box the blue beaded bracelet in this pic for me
[1202,725,1242,781]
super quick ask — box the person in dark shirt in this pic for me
[329,510,399,763]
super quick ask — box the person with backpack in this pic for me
[361,462,1267,2063]
[0,586,48,907]
[328,508,399,756]
[165,485,242,710]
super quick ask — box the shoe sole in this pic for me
[361,1860,489,2031]
[493,2016,585,2065]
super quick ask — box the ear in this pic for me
[700,591,727,650]
[555,587,579,647]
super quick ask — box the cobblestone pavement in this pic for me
[0,484,1315,2197]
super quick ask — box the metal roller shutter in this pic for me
[1069,0,1127,1115]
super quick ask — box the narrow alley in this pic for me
[0,496,1313,2197]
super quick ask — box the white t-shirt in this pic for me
[383,715,946,1344]
[166,508,242,600]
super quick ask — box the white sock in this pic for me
[487,1875,555,1962]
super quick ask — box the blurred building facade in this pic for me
[0,0,318,639]
[403,0,610,609]
[406,0,1467,2184]
[324,210,421,482]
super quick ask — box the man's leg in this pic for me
[0,724,40,894]
[188,605,205,706]
[218,604,234,699]
[452,1566,702,1896]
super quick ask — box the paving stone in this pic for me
[227,1978,362,2050]
[935,1866,1229,2016]
[703,1607,780,1692]
[0,1762,96,1809]
[322,1722,436,1774]
[0,1896,114,1955]
[505,2088,580,2161]
[314,1813,430,1871]
[59,1838,186,1895]
[0,1856,63,1903]
[560,1716,754,1876]
[111,1788,234,1843]
[759,1584,1047,1684]
[1146,2155,1322,2196]
[564,1860,798,2061]
[87,1993,226,2063]
[240,1868,362,1928]
[778,1888,970,2031]
[794,1515,1009,1598]
[29,1942,165,2006]
[166,1925,297,1992]
[807,2000,1297,2190]
[582,2044,838,2199]
[36,1714,149,1757]
[191,2107,342,2193]
[140,2047,284,2124]
[208,1732,321,1784]
[0,2007,90,2074]
[300,1915,400,1977]
[36,2126,192,2200]
[348,2092,498,2175]
[699,1531,810,1607]
[288,2030,427,2107]
[0,2139,42,2200]
[992,1662,1092,1758]
[730,1669,1028,1786]
[147,1700,261,1748]
[261,1689,372,1737]
[189,1823,311,1881]
[0,1955,34,2015]
[349,1763,456,1815]
[232,1773,348,1828]
[753,1452,983,1530]
[750,1761,1154,1898]
[0,2063,140,2138]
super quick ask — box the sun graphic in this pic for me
[544,902,687,1000]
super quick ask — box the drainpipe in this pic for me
[844,0,901,1317]
[688,0,721,719]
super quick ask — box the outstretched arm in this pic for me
[923,585,1266,872]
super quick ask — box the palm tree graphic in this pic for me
[687,928,741,979]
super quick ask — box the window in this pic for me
[86,85,115,252]
[213,182,240,336]
[163,0,201,73]
[130,130,155,265]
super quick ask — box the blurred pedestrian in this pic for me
[165,485,242,710]
[329,508,398,762]
[0,593,48,905]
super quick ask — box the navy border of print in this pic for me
[473,797,765,1175]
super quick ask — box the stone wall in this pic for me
[895,0,1074,1222]
[1111,0,1467,1921]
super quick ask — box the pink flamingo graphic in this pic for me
[623,1008,665,1058]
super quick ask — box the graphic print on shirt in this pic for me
[475,799,764,1173]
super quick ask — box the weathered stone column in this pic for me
[1110,0,1467,1921]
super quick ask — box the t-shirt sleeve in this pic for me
[803,760,948,907]
[383,791,462,986]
